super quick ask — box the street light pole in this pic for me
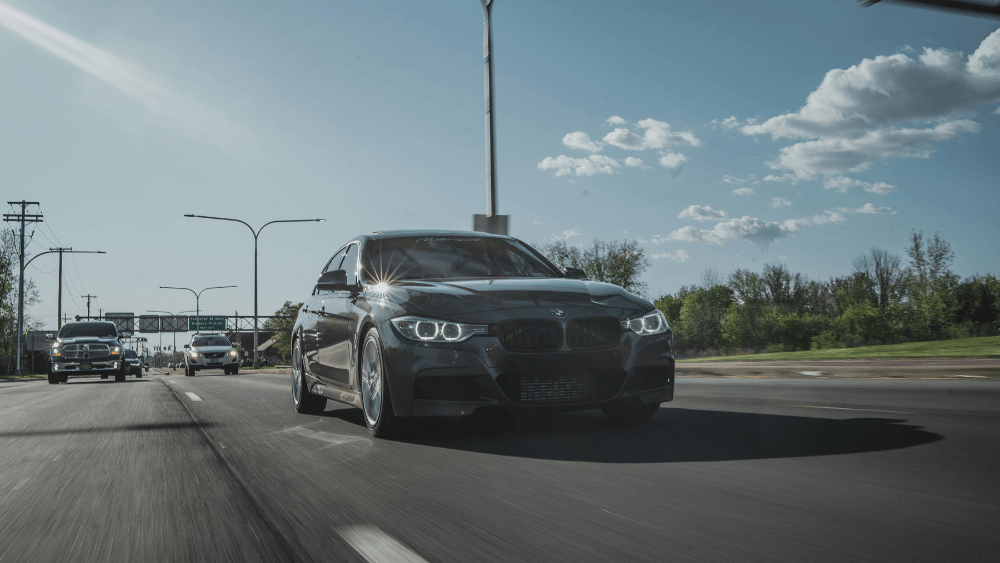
[158,286,236,334]
[183,215,325,369]
[473,0,509,235]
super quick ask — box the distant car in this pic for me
[47,321,130,384]
[290,231,675,437]
[123,349,143,377]
[184,334,240,376]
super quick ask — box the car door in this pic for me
[315,242,358,386]
[304,246,347,377]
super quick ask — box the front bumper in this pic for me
[51,360,122,375]
[378,319,674,417]
[187,355,238,370]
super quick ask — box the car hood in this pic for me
[373,278,653,322]
[56,336,121,346]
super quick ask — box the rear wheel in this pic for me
[360,328,402,438]
[601,398,660,422]
[291,339,326,414]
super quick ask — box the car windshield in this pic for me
[58,323,118,338]
[124,350,138,358]
[361,236,560,281]
[192,336,231,347]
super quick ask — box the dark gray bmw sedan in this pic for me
[291,230,675,437]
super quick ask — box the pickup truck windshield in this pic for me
[58,323,118,338]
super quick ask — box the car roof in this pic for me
[361,230,514,242]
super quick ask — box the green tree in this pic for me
[677,285,734,352]
[538,238,650,296]
[903,230,959,340]
[0,231,40,375]
[262,301,303,363]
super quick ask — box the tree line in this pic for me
[541,232,999,357]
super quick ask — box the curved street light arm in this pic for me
[257,218,326,237]
[184,214,255,237]
[197,285,238,298]
[23,250,105,272]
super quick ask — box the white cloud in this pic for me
[624,156,648,168]
[739,30,1000,177]
[603,118,701,151]
[651,250,691,262]
[670,211,845,249]
[538,154,620,177]
[0,1,251,154]
[732,187,756,196]
[823,176,899,194]
[762,173,799,184]
[659,151,687,168]
[722,175,747,185]
[562,131,603,153]
[649,234,670,244]
[709,115,758,129]
[606,115,626,124]
[678,204,729,222]
[563,228,582,238]
[837,203,896,214]
[769,197,792,209]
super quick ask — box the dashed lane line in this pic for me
[185,392,202,402]
[782,404,910,414]
[339,526,428,563]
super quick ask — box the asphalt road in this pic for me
[1,372,997,563]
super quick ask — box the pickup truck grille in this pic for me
[62,344,111,360]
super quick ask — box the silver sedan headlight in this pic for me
[391,316,487,343]
[622,310,669,336]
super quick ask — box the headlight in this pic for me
[622,310,669,336]
[391,316,487,343]
[51,348,61,356]
[190,351,199,358]
[111,346,121,354]
[229,350,237,357]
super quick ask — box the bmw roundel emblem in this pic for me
[551,309,566,318]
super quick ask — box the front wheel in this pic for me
[48,371,58,385]
[360,328,402,438]
[291,339,326,414]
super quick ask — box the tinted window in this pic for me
[58,323,118,338]
[192,336,231,347]
[361,237,560,281]
[323,247,348,274]
[342,243,360,285]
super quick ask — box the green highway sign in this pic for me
[189,316,226,331]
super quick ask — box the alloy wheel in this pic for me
[361,337,382,427]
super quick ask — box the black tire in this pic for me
[136,371,142,379]
[115,372,126,382]
[101,374,108,379]
[48,371,58,384]
[232,364,239,375]
[601,398,660,422]
[116,361,127,382]
[291,338,326,414]
[359,328,402,438]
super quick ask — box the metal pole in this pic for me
[57,250,63,330]
[16,209,25,376]
[253,234,259,369]
[482,0,497,218]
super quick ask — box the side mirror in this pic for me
[183,344,191,349]
[45,333,55,341]
[564,267,588,280]
[121,331,132,338]
[316,269,350,292]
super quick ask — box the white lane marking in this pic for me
[185,392,203,402]
[783,404,910,414]
[339,526,428,563]
[168,380,175,384]
[601,509,657,529]
[799,371,828,376]
[284,427,369,445]
[952,374,986,378]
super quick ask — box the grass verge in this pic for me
[678,335,1000,362]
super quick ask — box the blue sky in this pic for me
[3,0,998,332]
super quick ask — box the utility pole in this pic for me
[473,0,509,236]
[4,201,43,376]
[82,294,97,319]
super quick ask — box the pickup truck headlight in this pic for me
[392,316,487,343]
[622,310,669,336]
[110,346,121,354]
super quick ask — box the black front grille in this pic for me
[204,352,225,359]
[566,318,621,350]
[496,320,562,352]
[496,370,626,405]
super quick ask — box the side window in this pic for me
[323,247,348,275]
[342,243,360,286]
